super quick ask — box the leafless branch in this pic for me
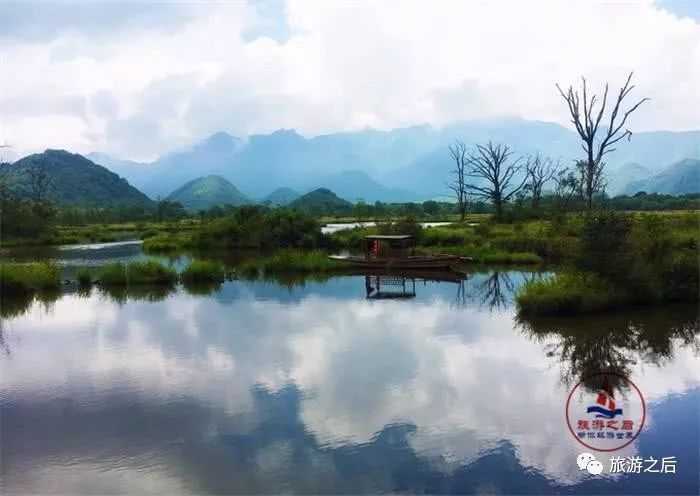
[556,72,648,208]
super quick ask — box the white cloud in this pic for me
[0,0,697,160]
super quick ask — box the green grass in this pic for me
[421,245,541,264]
[0,262,61,293]
[97,260,178,286]
[142,235,180,252]
[516,272,626,315]
[97,263,128,285]
[241,250,345,276]
[180,260,225,283]
[76,267,93,286]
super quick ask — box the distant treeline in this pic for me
[195,192,700,221]
[2,179,698,246]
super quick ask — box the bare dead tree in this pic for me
[574,159,606,203]
[556,72,649,209]
[524,153,560,209]
[447,141,469,221]
[464,141,527,221]
[478,271,515,312]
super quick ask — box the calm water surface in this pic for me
[321,222,455,234]
[1,243,698,494]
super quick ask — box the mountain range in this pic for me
[623,159,700,195]
[3,120,698,208]
[86,119,699,200]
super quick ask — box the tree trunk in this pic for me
[494,200,503,222]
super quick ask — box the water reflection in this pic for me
[519,307,700,392]
[98,284,178,304]
[1,273,698,494]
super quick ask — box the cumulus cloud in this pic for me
[0,0,697,160]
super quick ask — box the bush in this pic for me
[76,267,92,286]
[241,250,344,276]
[0,262,61,293]
[660,251,699,302]
[516,272,626,315]
[369,217,424,243]
[421,226,475,246]
[180,260,225,283]
[127,260,178,285]
[578,211,634,281]
[193,207,323,249]
[142,234,186,253]
[97,260,177,286]
[97,263,128,285]
[421,245,540,264]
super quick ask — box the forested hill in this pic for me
[0,150,152,206]
[289,188,352,213]
[166,175,251,210]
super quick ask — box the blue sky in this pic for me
[0,0,697,160]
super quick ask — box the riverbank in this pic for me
[515,211,699,314]
[0,219,201,247]
[2,210,697,316]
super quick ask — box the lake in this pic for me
[1,242,698,494]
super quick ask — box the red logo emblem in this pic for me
[565,372,646,452]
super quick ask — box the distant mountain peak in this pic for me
[271,128,300,136]
[290,187,352,213]
[0,150,151,206]
[262,187,300,206]
[44,148,76,157]
[79,120,700,200]
[166,174,251,211]
[203,131,239,144]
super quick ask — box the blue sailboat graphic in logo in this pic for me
[587,376,623,418]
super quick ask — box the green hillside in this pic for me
[624,159,700,195]
[289,188,352,214]
[263,187,300,206]
[166,175,251,210]
[0,149,152,206]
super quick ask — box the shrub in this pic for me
[421,245,540,264]
[97,263,127,285]
[421,226,474,246]
[193,207,323,249]
[140,229,160,239]
[0,262,61,293]
[76,267,92,286]
[473,222,491,238]
[180,260,225,283]
[97,260,177,286]
[127,260,178,285]
[660,251,699,302]
[142,234,185,253]
[241,250,344,276]
[578,211,634,281]
[516,272,626,315]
